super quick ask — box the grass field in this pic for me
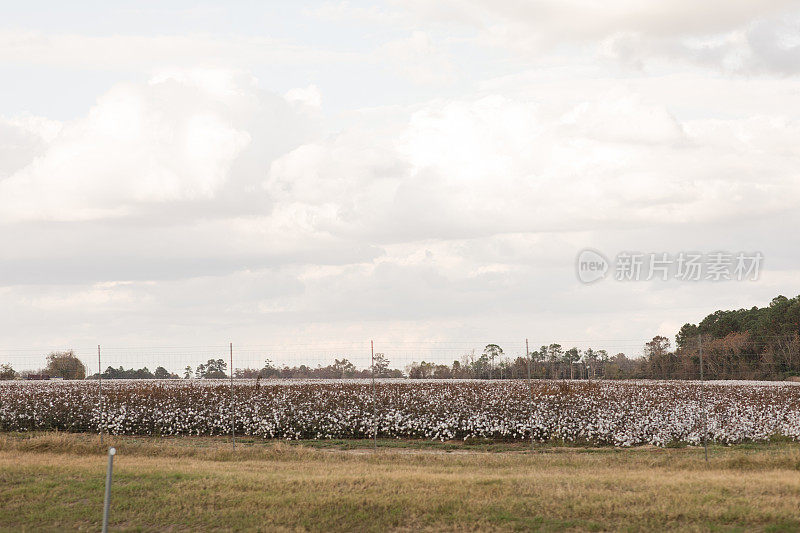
[1,434,800,532]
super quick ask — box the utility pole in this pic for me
[98,345,103,444]
[700,335,708,462]
[371,340,377,450]
[230,342,235,451]
[526,339,534,452]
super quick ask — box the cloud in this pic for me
[285,84,323,109]
[379,31,457,85]
[0,73,252,221]
[400,0,796,42]
[0,30,357,70]
[0,70,330,223]
[1,46,799,355]
[0,114,62,179]
[602,13,800,75]
[0,70,389,296]
[307,1,406,25]
[396,0,800,74]
[266,91,800,242]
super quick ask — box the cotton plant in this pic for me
[0,379,799,446]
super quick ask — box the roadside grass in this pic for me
[1,433,799,531]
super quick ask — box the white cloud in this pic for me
[0,114,62,179]
[0,70,321,222]
[308,1,405,25]
[397,0,800,74]
[266,91,800,241]
[0,77,250,221]
[2,2,800,356]
[601,13,800,75]
[0,30,357,70]
[379,31,457,85]
[401,0,796,42]
[3,71,799,355]
[285,84,323,109]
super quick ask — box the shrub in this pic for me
[45,350,86,380]
[0,364,16,380]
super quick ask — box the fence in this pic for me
[1,338,800,451]
[3,335,798,381]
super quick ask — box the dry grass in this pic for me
[1,434,800,532]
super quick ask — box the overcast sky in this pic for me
[1,1,799,369]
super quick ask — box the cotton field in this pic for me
[1,379,799,446]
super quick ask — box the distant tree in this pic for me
[19,369,48,380]
[373,353,390,377]
[197,359,228,379]
[332,358,356,378]
[46,350,86,380]
[0,363,17,380]
[433,364,452,379]
[604,352,637,379]
[645,336,671,358]
[260,359,279,378]
[532,345,547,378]
[98,365,162,379]
[517,355,528,379]
[564,347,581,379]
[460,351,477,378]
[546,344,563,378]
[184,366,193,379]
[644,336,674,379]
[407,361,435,379]
[483,344,503,379]
[497,358,511,379]
[234,368,261,379]
[584,348,598,379]
[154,366,177,379]
[470,353,490,379]
[133,367,155,379]
[675,323,699,351]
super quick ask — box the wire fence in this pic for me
[2,336,799,381]
[1,338,800,450]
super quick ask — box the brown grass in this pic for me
[1,433,799,532]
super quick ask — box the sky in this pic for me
[1,1,799,370]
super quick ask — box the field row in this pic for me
[2,380,799,446]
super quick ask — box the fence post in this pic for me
[371,340,376,450]
[102,447,116,533]
[230,342,235,451]
[526,339,534,452]
[700,335,708,462]
[98,345,103,445]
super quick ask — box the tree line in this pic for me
[1,350,88,380]
[230,355,404,379]
[1,295,797,381]
[405,295,800,381]
[648,295,800,380]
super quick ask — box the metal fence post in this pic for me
[98,345,103,444]
[526,339,534,452]
[230,342,235,451]
[102,447,116,533]
[371,340,377,451]
[700,335,708,462]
